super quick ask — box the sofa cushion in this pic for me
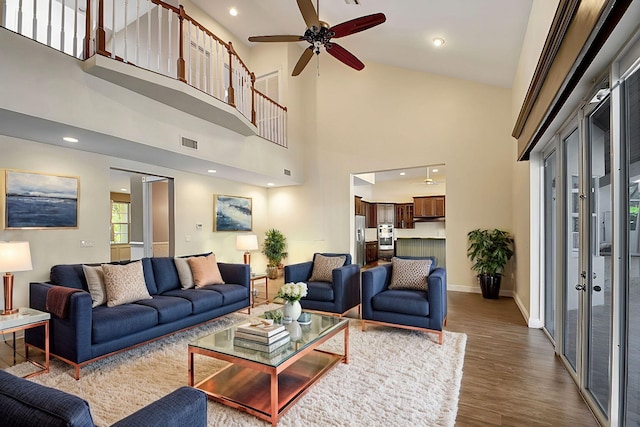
[134,296,193,323]
[200,283,248,305]
[174,257,195,289]
[189,254,225,287]
[372,289,429,317]
[388,257,432,291]
[82,265,107,307]
[305,281,334,302]
[50,264,87,290]
[0,370,94,427]
[151,257,181,294]
[309,254,346,283]
[102,261,153,307]
[161,289,224,314]
[92,304,159,344]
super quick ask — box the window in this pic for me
[111,201,130,244]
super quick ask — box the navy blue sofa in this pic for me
[284,253,361,316]
[26,256,250,379]
[361,256,447,344]
[0,369,207,427]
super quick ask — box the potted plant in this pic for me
[262,228,288,279]
[466,228,514,299]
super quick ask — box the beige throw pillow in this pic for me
[188,254,225,287]
[82,265,107,307]
[174,257,195,289]
[309,254,346,283]
[102,261,152,307]
[388,257,432,291]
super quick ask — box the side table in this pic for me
[0,307,50,377]
[250,273,269,308]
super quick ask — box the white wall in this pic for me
[0,136,270,310]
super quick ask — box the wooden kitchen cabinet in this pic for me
[377,203,395,224]
[355,196,364,215]
[365,241,378,264]
[366,202,377,228]
[395,203,414,229]
[413,196,446,218]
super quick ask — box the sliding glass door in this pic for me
[544,150,557,340]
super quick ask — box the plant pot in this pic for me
[266,266,278,279]
[479,274,501,299]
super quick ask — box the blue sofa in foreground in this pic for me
[361,256,447,344]
[26,254,250,379]
[0,370,207,427]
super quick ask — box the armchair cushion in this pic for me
[388,257,432,291]
[372,289,429,317]
[308,254,347,283]
[305,281,334,302]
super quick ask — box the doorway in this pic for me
[109,169,174,261]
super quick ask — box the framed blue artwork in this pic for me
[4,169,79,229]
[214,194,252,231]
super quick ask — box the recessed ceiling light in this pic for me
[229,7,238,16]
[63,137,78,143]
[432,37,445,47]
[120,188,128,192]
[267,183,275,187]
[207,169,216,173]
[432,169,439,173]
[399,172,406,176]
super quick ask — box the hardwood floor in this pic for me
[0,285,598,426]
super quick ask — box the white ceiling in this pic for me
[192,0,534,88]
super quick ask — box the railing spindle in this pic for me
[110,0,115,57]
[60,0,65,52]
[135,0,139,64]
[17,0,22,34]
[146,0,150,68]
[156,3,161,71]
[72,0,78,57]
[31,0,36,39]
[167,10,172,74]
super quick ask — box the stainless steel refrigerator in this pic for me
[354,215,366,266]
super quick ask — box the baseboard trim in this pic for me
[512,292,543,328]
[448,283,513,297]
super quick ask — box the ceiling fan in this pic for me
[248,0,386,76]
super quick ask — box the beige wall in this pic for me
[510,0,559,324]
[0,136,270,310]
[270,56,515,292]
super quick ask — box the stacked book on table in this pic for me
[234,322,290,352]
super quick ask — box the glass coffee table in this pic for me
[188,313,349,426]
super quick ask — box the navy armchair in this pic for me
[361,256,447,344]
[0,370,207,427]
[284,253,361,317]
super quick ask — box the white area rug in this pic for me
[7,305,466,426]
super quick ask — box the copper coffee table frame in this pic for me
[188,316,349,426]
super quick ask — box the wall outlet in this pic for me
[185,235,192,242]
[80,240,93,247]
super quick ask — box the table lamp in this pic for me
[0,241,33,315]
[236,234,258,265]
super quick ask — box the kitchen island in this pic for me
[395,237,446,267]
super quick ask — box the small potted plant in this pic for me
[261,228,287,279]
[466,228,514,299]
[277,282,308,322]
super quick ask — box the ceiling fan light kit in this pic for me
[248,0,386,76]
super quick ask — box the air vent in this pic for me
[181,136,198,150]
[284,169,291,176]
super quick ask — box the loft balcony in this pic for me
[0,0,287,147]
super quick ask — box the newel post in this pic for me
[227,41,235,107]
[177,5,186,82]
[96,0,109,56]
[250,72,256,125]
[83,0,91,58]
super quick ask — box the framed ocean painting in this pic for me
[4,170,79,229]
[214,195,252,232]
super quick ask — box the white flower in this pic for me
[278,282,308,302]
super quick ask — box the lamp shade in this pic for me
[0,241,33,272]
[236,235,259,251]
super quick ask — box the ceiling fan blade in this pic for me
[297,0,320,29]
[292,47,315,76]
[248,35,304,43]
[330,13,386,39]
[325,43,365,71]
